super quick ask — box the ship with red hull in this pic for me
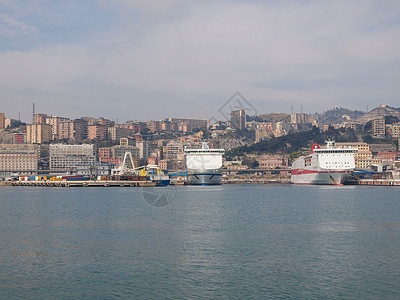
[291,141,357,185]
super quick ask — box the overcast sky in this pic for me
[1,0,399,123]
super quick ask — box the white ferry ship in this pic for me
[184,142,225,185]
[291,141,357,185]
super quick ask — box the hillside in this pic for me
[358,104,400,124]
[227,126,358,157]
[317,107,365,125]
[249,113,291,123]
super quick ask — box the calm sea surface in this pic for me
[0,185,399,299]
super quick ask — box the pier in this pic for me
[1,180,157,187]
[356,179,400,186]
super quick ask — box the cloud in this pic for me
[109,0,185,15]
[0,13,38,37]
[1,0,400,121]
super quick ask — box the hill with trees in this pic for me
[227,126,358,159]
[317,107,365,125]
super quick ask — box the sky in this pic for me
[0,0,399,123]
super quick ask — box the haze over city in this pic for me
[1,0,400,122]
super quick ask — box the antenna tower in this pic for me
[32,103,35,123]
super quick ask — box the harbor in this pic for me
[1,179,157,187]
[2,176,400,187]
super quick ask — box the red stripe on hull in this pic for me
[291,169,350,175]
[291,182,344,186]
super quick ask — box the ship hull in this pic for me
[188,171,222,185]
[184,144,225,186]
[290,141,356,185]
[291,170,352,185]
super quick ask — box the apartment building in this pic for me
[50,144,95,172]
[0,144,39,173]
[87,125,106,140]
[257,155,289,169]
[33,113,48,124]
[58,119,87,140]
[26,123,52,144]
[108,127,132,141]
[136,141,149,159]
[291,113,309,124]
[0,112,5,129]
[372,117,385,137]
[46,116,69,139]
[391,123,400,138]
[231,110,246,130]
[335,142,372,168]
[377,151,400,162]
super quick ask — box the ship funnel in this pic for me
[311,142,320,153]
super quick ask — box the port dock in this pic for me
[1,180,158,187]
[356,179,400,186]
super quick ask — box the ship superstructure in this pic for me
[291,141,357,185]
[184,142,225,185]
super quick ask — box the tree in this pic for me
[362,134,373,144]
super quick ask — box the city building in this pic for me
[98,147,121,165]
[344,122,364,133]
[50,144,95,172]
[255,127,269,143]
[76,161,113,176]
[372,116,385,137]
[108,127,132,141]
[0,144,39,173]
[123,122,142,134]
[5,118,19,128]
[26,123,52,144]
[58,119,87,140]
[136,141,149,159]
[111,145,140,160]
[390,123,400,138]
[97,117,114,128]
[231,110,246,130]
[81,116,97,125]
[159,159,172,170]
[13,133,26,144]
[164,141,180,160]
[160,121,172,131]
[168,118,209,132]
[120,137,136,146]
[46,116,69,140]
[335,142,373,168]
[177,121,190,132]
[377,152,400,162]
[0,112,5,129]
[274,121,285,137]
[291,113,309,124]
[87,125,106,140]
[33,113,48,124]
[58,120,73,140]
[146,121,161,133]
[257,155,289,169]
[357,158,383,169]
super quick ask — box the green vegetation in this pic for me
[227,126,359,157]
[248,113,291,123]
[318,107,365,124]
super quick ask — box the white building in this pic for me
[0,144,39,174]
[50,144,95,172]
[136,141,149,159]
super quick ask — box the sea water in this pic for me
[0,185,399,299]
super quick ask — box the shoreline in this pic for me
[2,178,400,187]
